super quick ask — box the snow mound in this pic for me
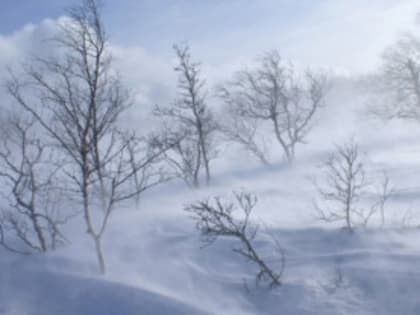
[0,257,210,315]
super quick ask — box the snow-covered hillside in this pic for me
[1,76,420,315]
[2,0,420,312]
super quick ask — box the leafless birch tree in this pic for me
[220,51,328,163]
[186,191,285,288]
[153,44,218,187]
[0,115,69,254]
[372,172,395,228]
[314,140,393,231]
[6,0,166,273]
[369,29,420,121]
[314,141,367,231]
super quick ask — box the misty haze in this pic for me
[1,1,420,314]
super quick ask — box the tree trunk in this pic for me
[94,236,106,274]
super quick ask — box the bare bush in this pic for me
[314,140,394,231]
[6,0,166,273]
[185,191,285,288]
[153,44,218,188]
[219,50,328,163]
[0,116,69,254]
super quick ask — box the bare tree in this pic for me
[372,172,395,228]
[314,140,393,231]
[0,115,69,254]
[314,141,368,231]
[6,0,166,273]
[219,50,328,163]
[221,113,271,166]
[153,44,218,188]
[369,30,420,121]
[185,191,285,288]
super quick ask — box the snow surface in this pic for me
[1,79,420,315]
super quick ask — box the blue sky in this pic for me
[0,0,75,33]
[0,0,311,33]
[102,1,314,46]
[0,0,314,53]
[0,0,419,74]
[0,0,419,125]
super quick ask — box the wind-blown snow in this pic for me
[1,57,420,315]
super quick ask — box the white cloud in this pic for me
[0,18,175,130]
[167,0,420,76]
[0,1,420,117]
